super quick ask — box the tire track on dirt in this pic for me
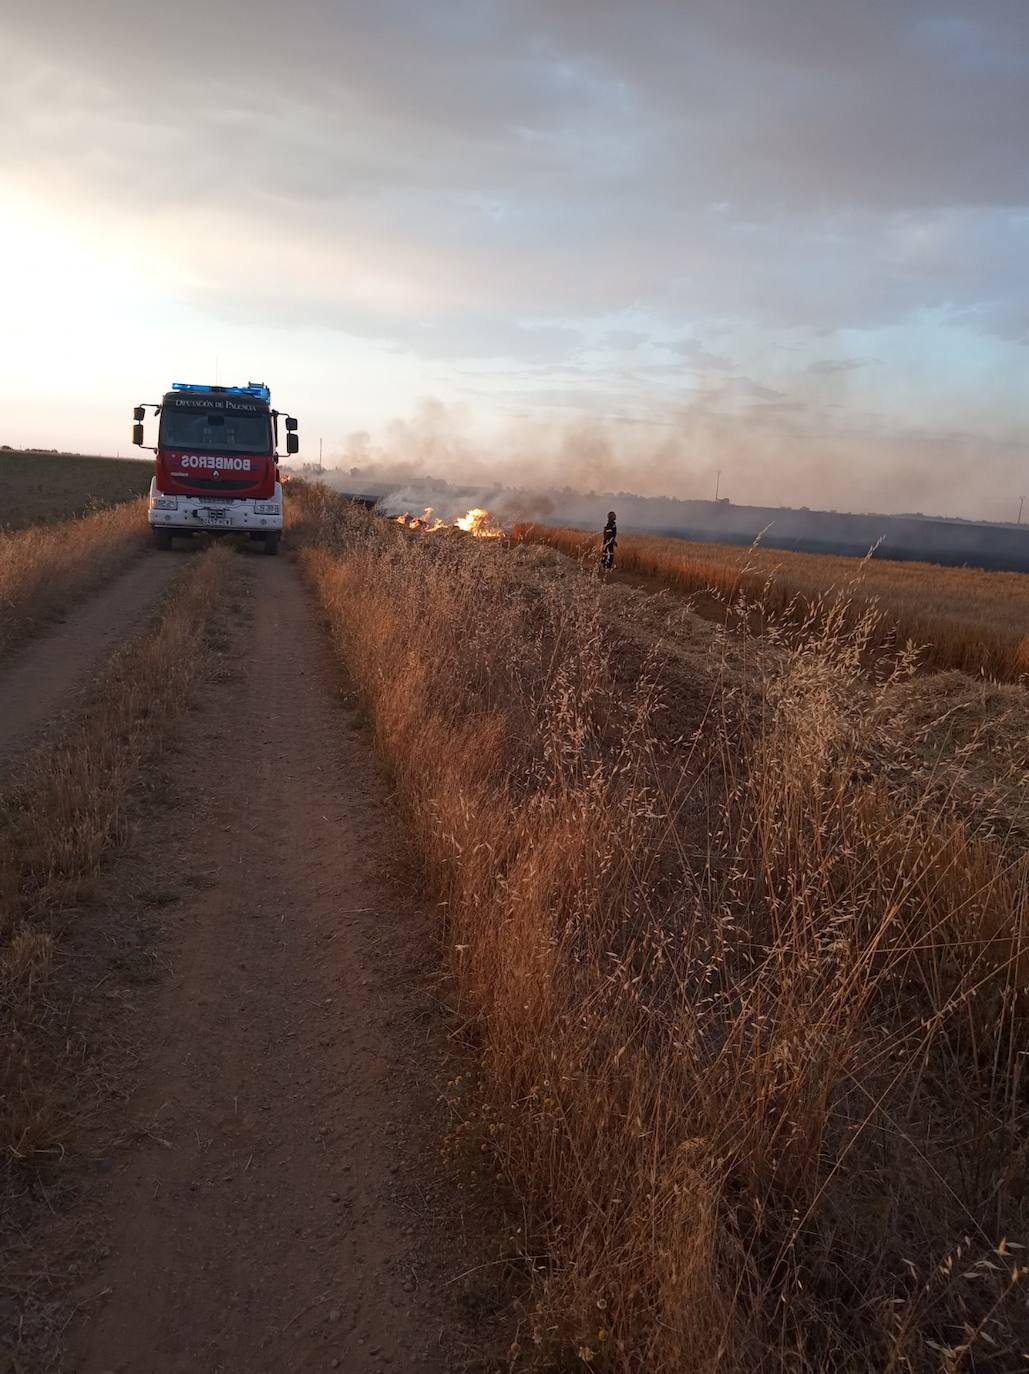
[0,551,184,777]
[69,556,499,1374]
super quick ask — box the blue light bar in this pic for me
[171,381,271,401]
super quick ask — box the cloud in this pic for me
[666,339,737,371]
[3,1,1028,341]
[712,378,785,403]
[0,0,1026,513]
[807,358,878,374]
[603,330,649,350]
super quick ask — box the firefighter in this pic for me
[600,510,617,571]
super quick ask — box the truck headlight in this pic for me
[150,496,178,510]
[253,502,281,515]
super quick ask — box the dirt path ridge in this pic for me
[0,551,183,777]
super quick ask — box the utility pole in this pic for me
[319,437,323,473]
[1018,495,1025,525]
[714,469,721,501]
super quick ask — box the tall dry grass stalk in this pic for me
[515,522,1029,684]
[295,487,1029,1371]
[0,499,147,657]
[0,545,235,1170]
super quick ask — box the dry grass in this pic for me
[0,499,147,657]
[293,484,1029,1373]
[0,545,235,1170]
[514,523,1029,683]
[0,451,152,531]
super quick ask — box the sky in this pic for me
[0,0,1027,520]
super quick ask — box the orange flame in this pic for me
[394,506,439,530]
[454,508,504,538]
[393,506,505,539]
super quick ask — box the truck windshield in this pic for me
[160,409,272,454]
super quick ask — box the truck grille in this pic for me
[176,477,256,492]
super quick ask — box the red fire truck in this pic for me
[131,382,298,554]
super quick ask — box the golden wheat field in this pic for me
[285,483,1029,1373]
[0,499,147,656]
[514,523,1029,683]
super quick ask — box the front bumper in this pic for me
[148,496,283,534]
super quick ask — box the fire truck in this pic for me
[131,382,298,554]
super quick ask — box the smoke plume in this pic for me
[321,395,1026,527]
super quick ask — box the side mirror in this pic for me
[132,422,145,446]
[285,417,298,432]
[286,433,299,455]
[133,405,145,422]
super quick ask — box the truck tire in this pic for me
[264,533,280,556]
[153,528,173,551]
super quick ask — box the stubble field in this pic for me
[0,450,152,530]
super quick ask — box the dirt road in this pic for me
[31,555,503,1372]
[0,552,182,776]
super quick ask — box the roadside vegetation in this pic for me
[0,499,147,657]
[294,483,1029,1372]
[0,450,152,531]
[0,546,235,1181]
[514,523,1029,683]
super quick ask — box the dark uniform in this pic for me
[601,511,617,570]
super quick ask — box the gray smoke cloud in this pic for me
[312,410,1029,573]
[321,396,1026,525]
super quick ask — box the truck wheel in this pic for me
[153,529,173,551]
[264,533,280,556]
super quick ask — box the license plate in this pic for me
[204,508,229,525]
